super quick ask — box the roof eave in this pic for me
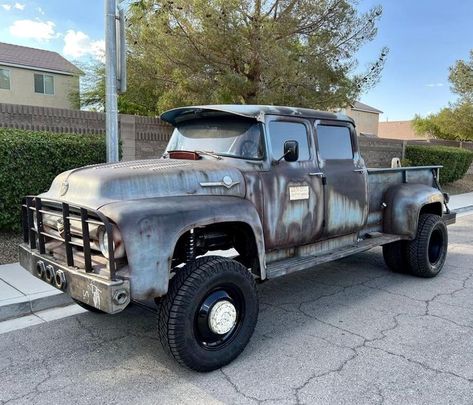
[0,61,80,76]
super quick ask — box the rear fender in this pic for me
[100,196,265,300]
[383,184,444,239]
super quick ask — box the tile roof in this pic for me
[352,101,383,114]
[0,42,82,75]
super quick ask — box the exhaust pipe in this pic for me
[54,270,66,290]
[45,265,55,284]
[36,261,45,278]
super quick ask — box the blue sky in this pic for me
[0,0,472,120]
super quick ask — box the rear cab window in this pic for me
[316,125,354,160]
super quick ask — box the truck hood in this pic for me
[41,159,246,209]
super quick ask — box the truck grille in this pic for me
[21,197,116,278]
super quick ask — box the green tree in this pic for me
[413,50,473,141]
[449,50,473,103]
[413,102,473,141]
[114,0,387,114]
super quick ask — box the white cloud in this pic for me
[63,30,105,60]
[9,19,56,40]
[1,2,24,10]
[426,83,444,88]
[37,6,44,15]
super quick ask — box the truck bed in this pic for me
[365,165,443,234]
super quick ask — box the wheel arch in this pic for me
[383,183,445,239]
[172,220,266,279]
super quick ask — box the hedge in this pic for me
[405,144,473,185]
[0,128,106,231]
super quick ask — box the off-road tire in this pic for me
[406,214,448,278]
[382,241,410,273]
[157,256,258,372]
[72,298,106,313]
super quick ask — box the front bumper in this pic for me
[19,244,130,314]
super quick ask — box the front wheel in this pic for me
[157,256,258,372]
[406,214,448,278]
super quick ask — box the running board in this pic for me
[266,233,402,279]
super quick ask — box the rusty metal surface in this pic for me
[20,104,450,304]
[19,244,130,314]
[100,196,266,300]
[160,104,354,126]
[383,183,444,238]
[42,159,248,209]
[266,233,404,278]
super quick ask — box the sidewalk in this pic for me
[0,262,72,321]
[449,191,473,213]
[1,191,472,324]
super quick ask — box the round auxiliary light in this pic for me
[98,226,114,258]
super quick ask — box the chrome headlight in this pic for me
[98,225,125,259]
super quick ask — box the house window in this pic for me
[0,68,10,90]
[34,73,54,95]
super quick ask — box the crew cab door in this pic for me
[260,116,324,250]
[314,121,368,238]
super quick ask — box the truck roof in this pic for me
[160,104,354,126]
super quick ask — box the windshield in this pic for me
[166,117,265,160]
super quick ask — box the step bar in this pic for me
[266,233,403,279]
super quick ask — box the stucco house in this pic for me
[0,42,82,109]
[378,120,429,140]
[344,101,383,137]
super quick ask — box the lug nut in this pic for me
[45,265,55,284]
[54,270,66,290]
[36,261,45,278]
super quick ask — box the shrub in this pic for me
[405,144,473,184]
[0,128,106,231]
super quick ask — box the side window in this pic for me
[34,74,54,95]
[268,121,310,161]
[317,125,353,160]
[0,69,10,90]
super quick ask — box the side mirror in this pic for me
[283,140,299,162]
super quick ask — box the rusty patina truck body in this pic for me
[19,105,456,371]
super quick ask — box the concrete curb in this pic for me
[0,263,73,322]
[454,205,473,214]
[0,291,72,322]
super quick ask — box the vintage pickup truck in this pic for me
[19,105,456,371]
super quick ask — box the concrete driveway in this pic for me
[1,215,472,405]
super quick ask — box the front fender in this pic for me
[100,196,265,300]
[383,183,444,239]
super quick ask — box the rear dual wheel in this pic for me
[383,214,448,277]
[157,256,258,372]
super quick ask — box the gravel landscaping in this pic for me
[443,174,473,195]
[0,232,21,265]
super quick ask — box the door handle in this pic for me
[309,172,324,177]
[353,169,366,173]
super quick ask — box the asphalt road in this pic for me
[1,214,473,405]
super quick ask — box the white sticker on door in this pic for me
[289,186,309,201]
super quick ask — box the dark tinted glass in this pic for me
[0,69,10,90]
[34,74,44,93]
[317,125,353,159]
[269,121,310,161]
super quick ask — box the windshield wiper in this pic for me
[194,150,222,160]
